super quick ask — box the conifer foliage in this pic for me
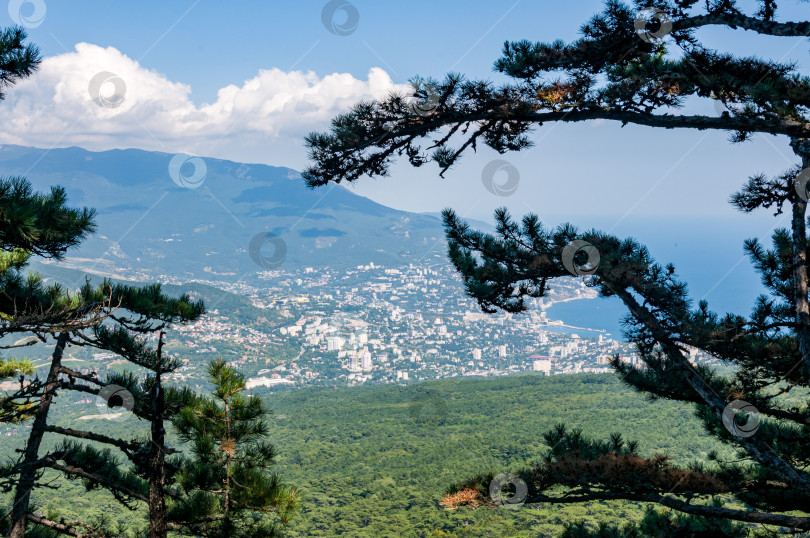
[0,30,97,381]
[169,359,298,537]
[305,0,810,534]
[1,245,207,538]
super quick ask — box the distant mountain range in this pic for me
[0,145,449,281]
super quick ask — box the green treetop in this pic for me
[169,359,299,537]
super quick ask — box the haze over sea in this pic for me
[542,213,781,340]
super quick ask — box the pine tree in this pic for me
[304,1,810,534]
[169,359,298,537]
[0,27,207,534]
[0,177,102,421]
[2,281,205,538]
[0,26,98,382]
[44,286,204,536]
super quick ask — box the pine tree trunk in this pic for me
[791,139,810,378]
[148,377,167,538]
[148,333,167,538]
[6,333,68,538]
[791,199,810,371]
[224,398,232,536]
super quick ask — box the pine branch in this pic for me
[525,491,810,529]
[44,425,140,457]
[305,107,810,185]
[26,513,104,538]
[43,462,148,504]
[609,282,810,492]
[677,13,810,36]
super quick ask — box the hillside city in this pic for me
[119,260,712,390]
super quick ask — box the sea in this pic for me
[542,213,783,341]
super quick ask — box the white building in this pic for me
[617,354,643,367]
[532,358,552,375]
[472,349,482,361]
[326,336,345,352]
[280,325,303,336]
[360,349,373,371]
[305,335,320,346]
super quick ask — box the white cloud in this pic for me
[0,43,404,164]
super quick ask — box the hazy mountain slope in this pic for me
[0,145,446,280]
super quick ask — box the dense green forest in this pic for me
[1,373,727,536]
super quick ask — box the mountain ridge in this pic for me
[0,144,448,281]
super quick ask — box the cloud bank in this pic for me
[0,43,402,163]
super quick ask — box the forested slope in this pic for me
[1,373,725,536]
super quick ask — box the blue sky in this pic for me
[4,0,810,228]
[31,1,596,102]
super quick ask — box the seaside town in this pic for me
[120,260,713,390]
[2,259,717,402]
